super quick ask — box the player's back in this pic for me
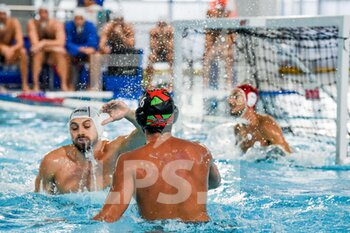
[128,136,211,222]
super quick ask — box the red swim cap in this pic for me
[236,84,259,108]
[210,0,227,9]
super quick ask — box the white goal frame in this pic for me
[172,15,350,165]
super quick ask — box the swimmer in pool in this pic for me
[227,84,292,153]
[93,89,221,222]
[34,102,146,194]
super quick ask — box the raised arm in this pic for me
[93,155,134,222]
[101,100,146,154]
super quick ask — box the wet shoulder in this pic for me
[171,137,209,156]
[106,136,126,153]
[117,142,147,161]
[44,146,67,159]
[95,140,115,160]
[40,146,69,169]
[258,114,279,129]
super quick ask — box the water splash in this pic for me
[84,147,98,192]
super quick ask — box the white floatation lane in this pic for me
[45,91,114,99]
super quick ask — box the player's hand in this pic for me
[100,100,131,125]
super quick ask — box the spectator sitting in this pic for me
[89,13,135,90]
[99,13,135,54]
[0,4,28,92]
[148,19,174,67]
[27,5,69,92]
[78,0,103,7]
[65,8,98,90]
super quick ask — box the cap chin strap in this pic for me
[246,92,257,108]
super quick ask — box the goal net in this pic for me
[172,16,350,163]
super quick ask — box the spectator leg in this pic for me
[32,51,44,92]
[18,48,29,92]
[51,52,69,91]
[89,54,102,91]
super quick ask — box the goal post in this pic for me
[172,16,350,165]
[336,16,350,165]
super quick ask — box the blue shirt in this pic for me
[65,20,98,57]
[77,0,104,6]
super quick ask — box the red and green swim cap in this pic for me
[136,89,178,133]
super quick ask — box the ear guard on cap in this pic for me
[236,84,259,109]
[246,92,258,108]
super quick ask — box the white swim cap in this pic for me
[73,8,86,19]
[69,106,104,139]
[38,4,49,11]
[36,4,52,18]
[0,4,11,17]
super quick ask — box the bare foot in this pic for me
[0,86,8,93]
[87,86,100,92]
[32,86,40,93]
[61,85,70,92]
[22,86,33,93]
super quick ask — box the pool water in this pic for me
[0,110,350,232]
